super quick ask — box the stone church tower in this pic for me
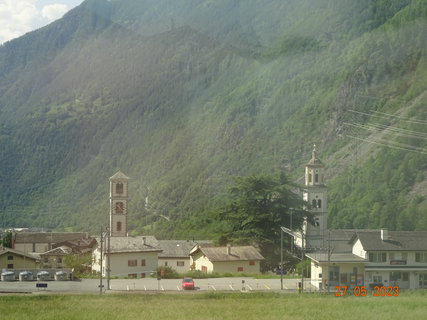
[303,145,328,250]
[109,171,130,237]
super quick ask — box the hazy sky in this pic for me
[0,0,85,44]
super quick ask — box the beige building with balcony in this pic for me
[306,229,427,290]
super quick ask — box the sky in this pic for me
[0,0,85,44]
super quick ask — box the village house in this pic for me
[307,229,427,290]
[157,240,212,273]
[0,247,40,270]
[190,245,264,274]
[12,231,90,254]
[92,235,161,278]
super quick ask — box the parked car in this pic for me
[182,277,195,290]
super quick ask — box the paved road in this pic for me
[0,277,313,294]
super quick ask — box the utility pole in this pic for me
[301,228,304,293]
[99,226,104,295]
[280,229,283,290]
[106,227,111,290]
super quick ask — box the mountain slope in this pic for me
[0,0,426,237]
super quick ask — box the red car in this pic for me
[182,277,195,290]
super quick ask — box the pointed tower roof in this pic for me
[306,144,324,167]
[109,171,130,180]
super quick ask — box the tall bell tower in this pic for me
[109,171,130,237]
[303,145,328,250]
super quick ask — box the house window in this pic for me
[117,221,122,232]
[249,261,255,266]
[7,255,13,260]
[317,199,322,209]
[308,173,312,183]
[237,267,244,272]
[57,257,62,264]
[369,252,387,262]
[201,266,207,272]
[7,264,13,269]
[128,273,137,279]
[315,174,319,183]
[116,183,124,194]
[164,261,168,266]
[115,202,124,213]
[415,252,427,262]
[141,273,146,278]
[141,259,146,266]
[390,272,409,282]
[419,274,427,288]
[128,260,137,267]
[177,261,185,267]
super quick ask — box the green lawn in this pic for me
[1,291,426,320]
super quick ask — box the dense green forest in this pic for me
[0,0,426,238]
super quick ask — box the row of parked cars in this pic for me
[1,270,69,281]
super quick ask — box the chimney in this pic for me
[142,237,146,246]
[381,229,391,241]
[227,244,231,255]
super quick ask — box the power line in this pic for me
[348,109,427,125]
[346,135,427,155]
[344,122,427,140]
[371,110,427,125]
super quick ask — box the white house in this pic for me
[190,245,264,274]
[92,236,161,278]
[306,229,427,290]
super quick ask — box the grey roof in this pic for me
[352,231,427,251]
[14,232,89,244]
[306,252,366,263]
[109,171,130,180]
[327,229,377,253]
[0,247,40,260]
[192,246,264,262]
[97,236,162,253]
[157,240,212,258]
[40,246,72,256]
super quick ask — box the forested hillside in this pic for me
[0,0,426,238]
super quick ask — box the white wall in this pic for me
[92,248,158,278]
[159,258,190,274]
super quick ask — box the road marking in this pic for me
[177,285,181,291]
[246,284,253,291]
[144,285,147,291]
[209,285,216,291]
[264,284,271,290]
[229,284,235,291]
[161,285,165,291]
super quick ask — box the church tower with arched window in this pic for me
[303,145,328,249]
[109,171,130,237]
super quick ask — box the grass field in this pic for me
[1,291,426,320]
